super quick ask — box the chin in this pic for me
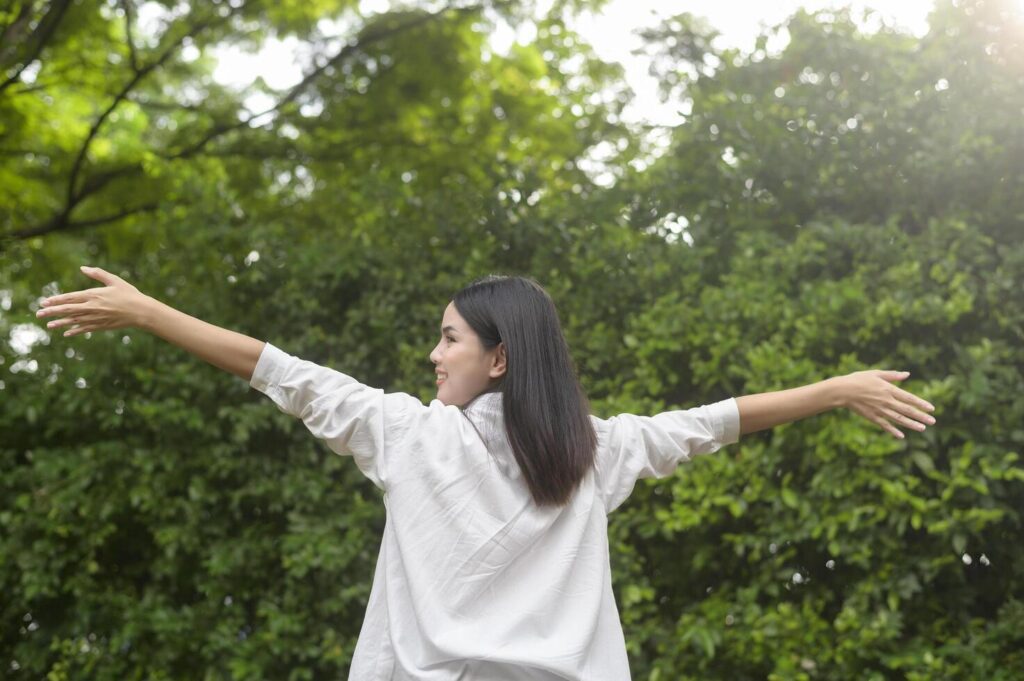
[437,393,462,408]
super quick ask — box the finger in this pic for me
[64,324,93,337]
[881,406,926,432]
[37,302,90,318]
[883,370,911,382]
[869,412,904,439]
[893,399,936,425]
[40,293,92,308]
[80,265,121,286]
[45,316,80,329]
[896,388,936,413]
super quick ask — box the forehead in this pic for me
[442,302,463,328]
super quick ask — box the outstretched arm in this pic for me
[736,379,844,436]
[736,371,937,440]
[36,265,264,382]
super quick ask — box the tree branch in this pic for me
[7,202,160,240]
[0,0,74,95]
[121,0,141,73]
[167,6,467,160]
[6,3,479,245]
[76,162,146,197]
[0,5,236,247]
[0,2,36,67]
[64,8,238,209]
[2,57,119,96]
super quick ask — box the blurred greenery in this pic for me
[2,0,1022,678]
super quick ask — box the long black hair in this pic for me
[452,275,597,507]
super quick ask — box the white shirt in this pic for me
[250,342,741,680]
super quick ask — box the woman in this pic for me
[36,265,936,680]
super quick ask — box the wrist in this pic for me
[825,376,849,410]
[135,294,164,333]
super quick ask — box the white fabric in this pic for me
[249,342,741,680]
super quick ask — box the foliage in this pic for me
[1,0,1022,678]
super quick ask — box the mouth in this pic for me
[436,372,447,386]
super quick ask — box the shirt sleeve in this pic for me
[592,397,741,513]
[248,341,426,491]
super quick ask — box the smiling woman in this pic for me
[432,274,598,507]
[35,263,937,680]
[429,301,506,408]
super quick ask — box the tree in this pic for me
[2,0,1022,678]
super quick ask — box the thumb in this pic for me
[889,370,910,380]
[80,265,119,285]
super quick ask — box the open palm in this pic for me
[839,370,937,439]
[35,266,148,337]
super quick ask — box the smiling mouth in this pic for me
[436,374,447,385]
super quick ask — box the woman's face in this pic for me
[430,302,506,407]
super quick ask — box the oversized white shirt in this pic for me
[249,342,741,680]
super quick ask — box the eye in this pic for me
[446,335,455,343]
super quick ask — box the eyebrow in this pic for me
[441,325,459,334]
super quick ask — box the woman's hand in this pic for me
[35,264,264,380]
[35,265,150,337]
[836,370,937,439]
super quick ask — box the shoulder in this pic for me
[400,398,479,441]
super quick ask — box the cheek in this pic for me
[446,348,462,372]
[448,351,475,382]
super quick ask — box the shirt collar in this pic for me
[462,389,503,419]
[460,391,519,477]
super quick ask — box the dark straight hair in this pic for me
[452,275,597,508]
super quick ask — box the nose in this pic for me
[429,340,441,365]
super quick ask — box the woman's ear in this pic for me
[489,341,507,378]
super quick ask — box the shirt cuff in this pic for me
[249,341,290,394]
[709,397,741,446]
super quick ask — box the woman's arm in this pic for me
[736,379,844,436]
[36,265,264,382]
[135,297,264,382]
[736,371,937,440]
